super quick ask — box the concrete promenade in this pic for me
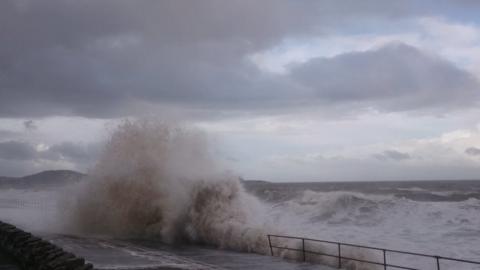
[0,219,336,270]
[46,234,337,270]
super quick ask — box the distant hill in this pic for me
[0,170,86,189]
[242,179,270,184]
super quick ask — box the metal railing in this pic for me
[267,234,480,270]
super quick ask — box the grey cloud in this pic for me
[0,129,20,139]
[0,0,303,117]
[0,141,37,161]
[0,139,101,176]
[45,142,100,162]
[0,1,479,118]
[273,154,480,181]
[0,140,99,164]
[291,43,480,113]
[465,147,480,156]
[374,150,411,161]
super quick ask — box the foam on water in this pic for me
[267,190,480,269]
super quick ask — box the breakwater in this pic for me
[0,221,93,270]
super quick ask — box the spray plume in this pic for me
[66,120,269,253]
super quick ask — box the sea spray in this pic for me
[64,120,271,253]
[62,120,381,269]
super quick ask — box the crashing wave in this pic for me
[65,120,270,254]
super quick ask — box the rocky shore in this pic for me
[0,221,93,270]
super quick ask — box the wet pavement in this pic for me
[45,234,336,270]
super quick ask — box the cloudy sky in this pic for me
[1,0,480,181]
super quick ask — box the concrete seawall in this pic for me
[0,221,94,270]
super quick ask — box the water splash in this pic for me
[65,120,270,253]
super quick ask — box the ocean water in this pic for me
[1,179,479,270]
[244,180,480,269]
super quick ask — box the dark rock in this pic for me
[63,257,85,269]
[74,263,94,270]
[46,253,76,268]
[45,249,66,260]
[0,221,93,270]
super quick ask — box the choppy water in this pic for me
[244,180,480,269]
[1,179,480,269]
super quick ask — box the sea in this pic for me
[245,180,480,269]
[1,179,480,270]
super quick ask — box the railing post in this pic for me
[383,249,387,270]
[263,235,480,269]
[338,243,341,268]
[302,238,306,262]
[267,235,273,256]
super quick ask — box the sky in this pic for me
[1,0,480,181]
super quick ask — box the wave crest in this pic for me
[65,120,269,253]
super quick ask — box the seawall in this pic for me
[0,221,93,270]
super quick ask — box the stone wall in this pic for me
[0,221,94,270]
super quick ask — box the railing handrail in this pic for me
[267,234,480,270]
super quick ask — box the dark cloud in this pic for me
[0,1,479,118]
[1,0,335,113]
[374,150,411,161]
[465,147,480,156]
[0,0,301,117]
[291,43,480,113]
